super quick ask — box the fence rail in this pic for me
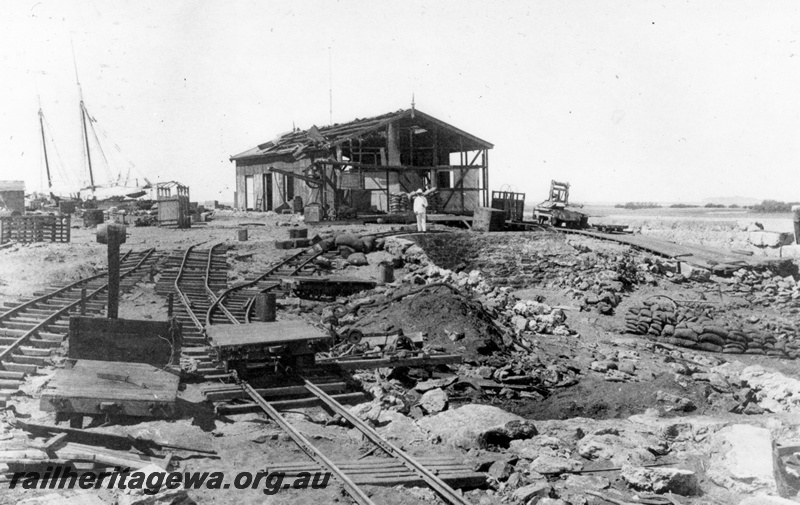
[0,215,71,244]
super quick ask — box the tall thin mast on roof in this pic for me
[37,96,53,194]
[72,43,95,191]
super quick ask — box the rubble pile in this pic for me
[722,266,800,309]
[411,233,670,315]
[625,299,800,358]
[332,235,581,356]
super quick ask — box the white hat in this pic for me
[416,189,423,194]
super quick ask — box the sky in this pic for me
[1,0,799,204]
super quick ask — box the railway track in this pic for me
[0,248,160,395]
[164,231,471,504]
[207,245,324,326]
[206,229,423,326]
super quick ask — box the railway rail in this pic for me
[166,231,471,503]
[0,248,159,395]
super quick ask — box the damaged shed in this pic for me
[230,108,493,218]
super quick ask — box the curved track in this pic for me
[170,243,229,346]
[207,246,323,326]
[167,230,469,505]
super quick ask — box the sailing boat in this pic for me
[36,90,151,201]
[37,102,83,200]
[74,73,151,201]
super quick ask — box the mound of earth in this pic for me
[353,285,503,357]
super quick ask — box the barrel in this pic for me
[379,263,395,283]
[254,292,277,322]
[83,209,105,228]
[237,228,248,241]
[793,205,800,244]
[289,228,308,239]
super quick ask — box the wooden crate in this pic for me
[157,196,190,228]
[0,215,70,244]
[40,360,179,418]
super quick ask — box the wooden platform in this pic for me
[560,228,786,273]
[40,360,179,418]
[206,320,330,350]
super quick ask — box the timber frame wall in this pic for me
[231,109,492,215]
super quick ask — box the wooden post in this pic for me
[96,223,126,319]
[107,231,120,319]
[167,293,174,318]
[80,288,87,315]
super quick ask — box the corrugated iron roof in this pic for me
[230,108,493,162]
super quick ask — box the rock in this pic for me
[655,391,696,412]
[620,465,700,495]
[749,231,794,248]
[563,474,610,490]
[617,362,636,375]
[511,483,551,503]
[590,360,617,372]
[511,315,528,331]
[508,436,561,459]
[416,404,537,449]
[537,499,569,505]
[419,388,448,414]
[743,403,766,415]
[376,410,426,445]
[487,460,513,481]
[404,244,428,263]
[686,266,711,282]
[529,454,583,474]
[414,376,457,392]
[707,424,783,495]
[708,372,731,392]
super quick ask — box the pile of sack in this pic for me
[625,299,799,359]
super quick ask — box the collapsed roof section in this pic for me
[230,108,494,163]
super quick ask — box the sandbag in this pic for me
[346,252,368,266]
[317,237,336,252]
[694,342,723,353]
[673,328,698,341]
[699,333,726,347]
[362,236,376,253]
[703,326,729,339]
[338,245,356,258]
[335,234,365,252]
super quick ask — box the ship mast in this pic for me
[37,99,53,193]
[73,44,95,191]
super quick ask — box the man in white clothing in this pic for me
[413,189,428,232]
